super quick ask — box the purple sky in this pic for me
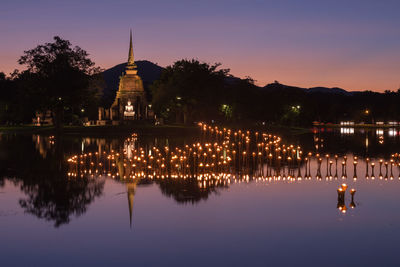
[1,0,400,91]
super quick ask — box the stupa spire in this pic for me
[127,30,135,66]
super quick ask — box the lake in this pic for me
[1,126,400,266]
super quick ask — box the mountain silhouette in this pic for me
[306,87,352,95]
[263,82,352,95]
[100,61,355,107]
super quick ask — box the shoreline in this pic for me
[1,123,399,137]
[0,124,198,136]
[313,124,400,128]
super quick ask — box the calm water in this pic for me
[1,127,400,266]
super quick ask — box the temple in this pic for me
[98,30,150,123]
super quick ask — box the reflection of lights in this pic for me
[388,128,398,137]
[341,206,347,213]
[64,124,400,194]
[379,135,384,144]
[341,184,348,191]
[340,128,354,134]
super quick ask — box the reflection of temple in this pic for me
[98,31,150,123]
[127,181,137,228]
[32,135,55,158]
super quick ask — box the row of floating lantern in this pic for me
[66,123,400,185]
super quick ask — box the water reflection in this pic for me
[0,134,105,227]
[3,128,400,266]
[2,125,400,228]
[340,127,354,135]
[18,175,104,227]
[66,126,400,186]
[63,124,400,225]
[336,184,357,214]
[312,127,400,157]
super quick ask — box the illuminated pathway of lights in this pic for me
[67,123,400,184]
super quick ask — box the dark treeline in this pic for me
[1,36,400,127]
[151,60,400,126]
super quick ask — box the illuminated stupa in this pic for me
[99,30,148,122]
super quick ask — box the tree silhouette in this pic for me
[151,59,229,124]
[18,36,102,129]
[19,175,104,227]
[156,178,224,204]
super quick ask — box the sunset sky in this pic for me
[1,0,400,91]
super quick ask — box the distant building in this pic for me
[98,31,151,123]
[340,121,354,126]
[33,110,53,126]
